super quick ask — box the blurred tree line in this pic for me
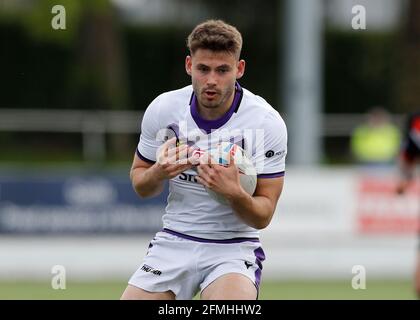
[0,0,279,112]
[0,0,419,164]
[1,0,128,111]
[398,0,420,111]
[2,0,418,114]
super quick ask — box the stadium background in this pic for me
[0,0,419,299]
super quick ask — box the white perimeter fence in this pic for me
[0,166,418,281]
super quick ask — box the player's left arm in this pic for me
[226,110,287,229]
[396,113,420,194]
[396,148,417,194]
[225,176,284,229]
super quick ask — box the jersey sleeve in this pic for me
[252,111,287,178]
[136,96,164,163]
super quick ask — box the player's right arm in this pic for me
[132,93,197,198]
[131,138,194,198]
[130,156,161,198]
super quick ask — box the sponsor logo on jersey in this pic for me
[244,261,253,269]
[179,173,198,183]
[141,264,162,276]
[265,150,275,158]
[265,150,285,158]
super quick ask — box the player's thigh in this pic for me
[200,273,257,300]
[120,284,175,300]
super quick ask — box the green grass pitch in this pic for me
[0,280,416,300]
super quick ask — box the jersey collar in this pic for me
[190,82,243,134]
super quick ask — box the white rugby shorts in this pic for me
[128,229,265,300]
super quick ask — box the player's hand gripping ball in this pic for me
[203,142,257,205]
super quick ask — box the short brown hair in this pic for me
[187,20,243,58]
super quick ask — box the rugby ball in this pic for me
[205,142,257,205]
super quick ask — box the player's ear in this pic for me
[236,59,245,79]
[185,56,192,76]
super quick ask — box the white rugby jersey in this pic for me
[137,83,287,239]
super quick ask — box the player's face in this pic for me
[186,49,245,110]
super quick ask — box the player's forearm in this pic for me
[130,165,165,198]
[226,189,275,229]
[399,155,415,182]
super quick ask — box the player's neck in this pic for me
[196,90,235,121]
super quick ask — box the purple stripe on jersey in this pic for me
[257,171,285,179]
[136,149,156,164]
[162,228,260,244]
[190,82,243,134]
[255,268,262,292]
[254,247,266,290]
